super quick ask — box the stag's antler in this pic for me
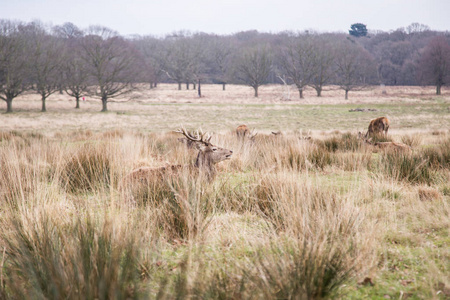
[174,126,212,144]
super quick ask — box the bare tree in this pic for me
[279,35,315,99]
[53,23,89,109]
[406,23,430,34]
[53,22,83,39]
[235,45,272,97]
[187,34,209,96]
[309,37,334,97]
[210,37,233,90]
[134,36,166,88]
[162,33,202,91]
[81,26,139,112]
[162,38,189,90]
[63,44,90,108]
[0,20,28,113]
[417,36,450,95]
[26,22,64,112]
[334,40,378,99]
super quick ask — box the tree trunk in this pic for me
[193,82,196,90]
[254,86,258,97]
[436,84,441,95]
[222,83,226,91]
[198,79,201,97]
[101,96,108,112]
[316,87,322,97]
[6,98,13,113]
[41,96,47,112]
[345,89,349,100]
[75,96,80,109]
[186,82,190,90]
[298,88,303,99]
[178,82,182,90]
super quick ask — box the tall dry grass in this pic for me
[0,130,448,299]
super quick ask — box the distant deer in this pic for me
[236,124,257,140]
[124,127,233,184]
[362,117,390,138]
[358,134,412,154]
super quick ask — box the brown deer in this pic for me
[124,127,233,184]
[358,134,412,154]
[362,117,390,138]
[236,124,257,140]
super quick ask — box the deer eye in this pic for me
[212,147,218,152]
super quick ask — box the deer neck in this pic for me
[195,151,216,178]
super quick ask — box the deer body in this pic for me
[365,117,390,138]
[236,125,250,137]
[371,141,412,154]
[359,135,412,154]
[236,125,257,141]
[124,128,232,186]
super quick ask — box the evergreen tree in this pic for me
[349,23,368,37]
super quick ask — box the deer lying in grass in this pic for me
[358,133,412,154]
[363,117,390,138]
[124,127,233,185]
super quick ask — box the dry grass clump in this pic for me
[122,173,214,240]
[422,137,450,170]
[401,133,423,147]
[0,131,16,142]
[374,138,450,185]
[317,132,362,152]
[376,151,435,184]
[0,137,57,206]
[1,213,140,299]
[61,142,112,193]
[417,187,441,201]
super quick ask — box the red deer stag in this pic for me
[361,117,390,138]
[124,127,233,184]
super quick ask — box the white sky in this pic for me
[1,0,449,37]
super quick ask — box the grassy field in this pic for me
[0,84,449,299]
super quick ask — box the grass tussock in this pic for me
[61,142,112,193]
[401,133,423,147]
[1,214,140,299]
[122,172,214,241]
[377,151,435,184]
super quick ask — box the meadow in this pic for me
[0,84,449,299]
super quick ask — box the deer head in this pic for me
[175,127,233,178]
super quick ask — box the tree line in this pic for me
[1,19,449,113]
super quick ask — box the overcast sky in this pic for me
[2,0,449,37]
